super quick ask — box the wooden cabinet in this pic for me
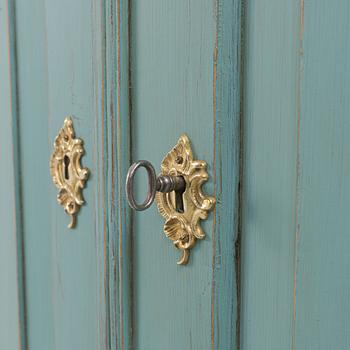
[1,0,349,349]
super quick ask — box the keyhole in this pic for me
[175,181,186,214]
[175,192,184,213]
[64,155,70,180]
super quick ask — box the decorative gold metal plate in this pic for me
[50,117,89,228]
[156,134,215,265]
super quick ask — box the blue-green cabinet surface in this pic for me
[1,0,350,349]
[241,1,350,350]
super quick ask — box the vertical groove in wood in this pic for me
[212,0,242,349]
[0,1,27,348]
[292,1,304,348]
[102,0,132,348]
[92,1,109,348]
[93,0,132,348]
[92,0,132,348]
[236,1,247,347]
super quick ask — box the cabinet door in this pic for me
[1,0,241,349]
[129,1,241,349]
[241,1,350,349]
[3,0,113,349]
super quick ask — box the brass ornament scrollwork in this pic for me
[156,135,215,265]
[50,117,89,228]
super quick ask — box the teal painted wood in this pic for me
[14,0,54,347]
[295,1,350,349]
[241,0,300,349]
[0,1,26,348]
[130,0,241,349]
[241,1,350,350]
[13,0,131,349]
[212,0,242,348]
[103,0,132,349]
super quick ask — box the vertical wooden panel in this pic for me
[242,1,350,349]
[0,1,26,348]
[295,1,350,348]
[130,0,241,348]
[14,0,131,349]
[240,1,300,349]
[131,2,215,347]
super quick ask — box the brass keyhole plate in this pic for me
[50,117,89,228]
[156,134,215,265]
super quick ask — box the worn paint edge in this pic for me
[5,0,28,349]
[91,0,109,348]
[104,0,132,349]
[212,0,243,349]
[92,0,132,348]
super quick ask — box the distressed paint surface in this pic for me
[241,1,350,349]
[131,0,241,349]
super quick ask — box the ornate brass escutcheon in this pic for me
[126,134,215,265]
[50,117,89,228]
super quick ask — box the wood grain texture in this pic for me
[241,1,350,349]
[103,0,132,349]
[241,0,300,349]
[295,1,350,349]
[130,0,241,349]
[0,0,26,348]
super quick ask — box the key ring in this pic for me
[125,160,157,211]
[126,160,186,211]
